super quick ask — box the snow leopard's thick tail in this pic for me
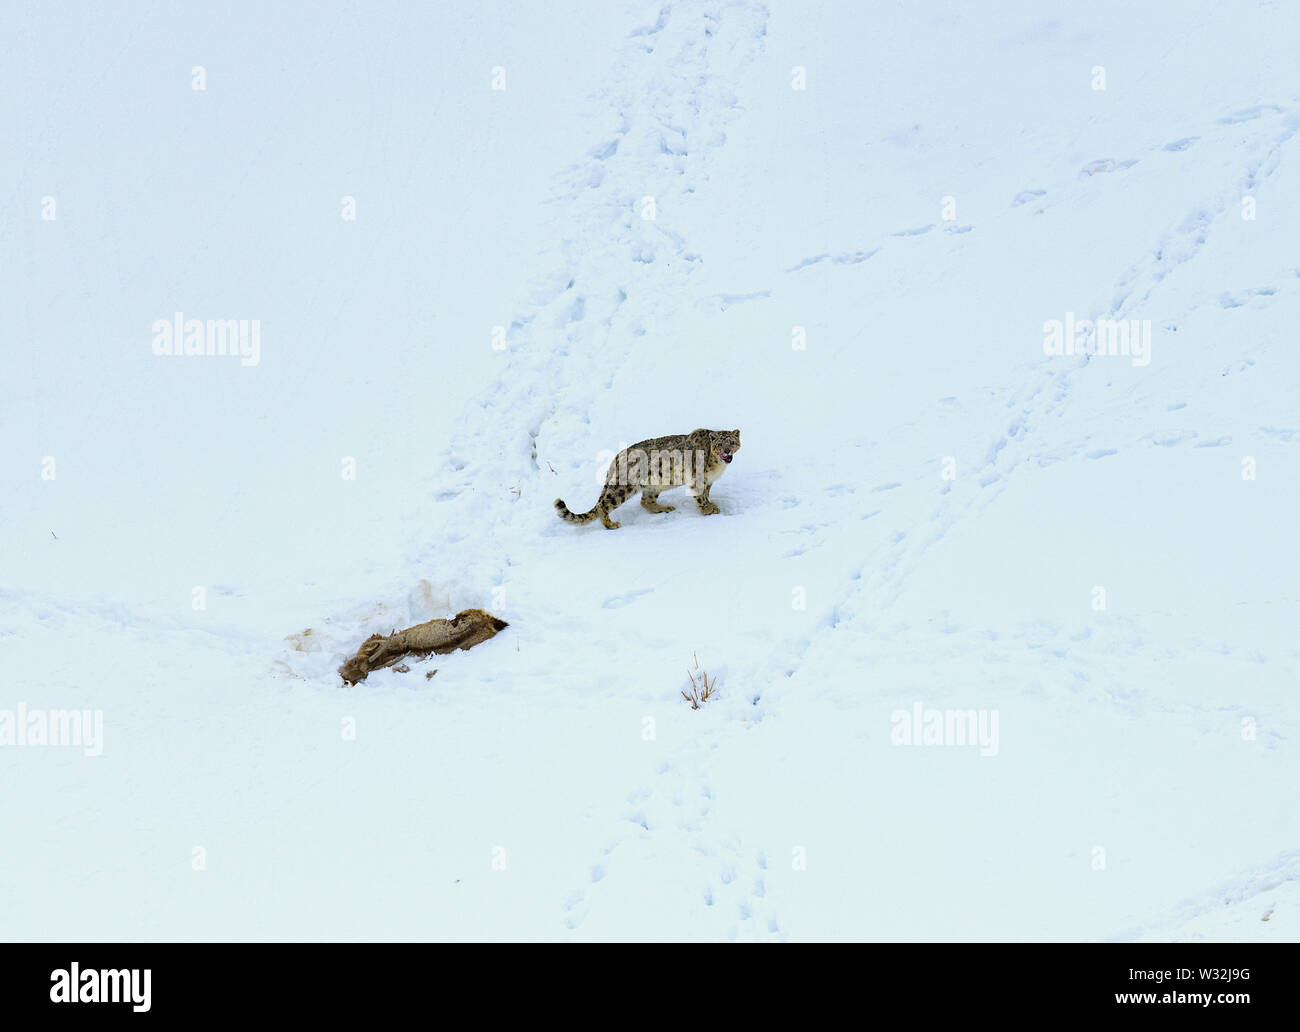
[554,498,600,525]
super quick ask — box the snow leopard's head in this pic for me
[712,429,741,464]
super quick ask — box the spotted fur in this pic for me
[555,428,741,529]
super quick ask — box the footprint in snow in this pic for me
[1219,104,1283,125]
[563,888,589,930]
[603,587,654,609]
[1220,288,1275,308]
[1012,189,1046,207]
[1147,429,1198,447]
[1080,158,1138,177]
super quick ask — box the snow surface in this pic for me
[2,0,1298,941]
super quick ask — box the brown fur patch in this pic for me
[339,608,508,685]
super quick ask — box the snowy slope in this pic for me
[2,0,1298,941]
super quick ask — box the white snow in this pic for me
[2,0,1298,941]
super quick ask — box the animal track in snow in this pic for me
[1219,287,1276,308]
[696,290,771,311]
[1080,158,1139,177]
[787,248,878,272]
[1146,429,1198,447]
[1219,104,1283,125]
[603,587,655,609]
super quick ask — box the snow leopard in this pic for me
[554,428,741,529]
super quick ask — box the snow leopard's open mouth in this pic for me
[719,451,733,463]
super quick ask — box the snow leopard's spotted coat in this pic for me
[555,428,741,529]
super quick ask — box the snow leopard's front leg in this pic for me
[685,436,731,517]
[691,479,720,516]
